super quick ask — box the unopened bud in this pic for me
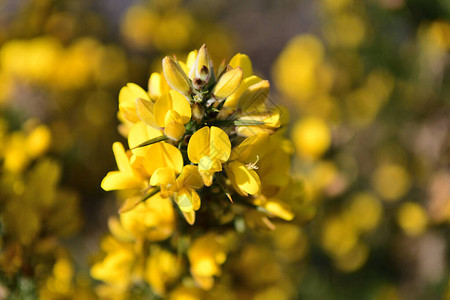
[192,102,205,122]
[162,56,192,96]
[213,67,243,100]
[189,44,213,86]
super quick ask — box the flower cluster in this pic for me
[93,45,305,298]
[101,44,291,225]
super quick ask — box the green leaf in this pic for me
[118,187,161,213]
[233,120,265,126]
[131,135,168,150]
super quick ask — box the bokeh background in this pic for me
[0,0,449,299]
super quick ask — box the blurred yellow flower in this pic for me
[372,163,411,202]
[292,117,331,160]
[397,202,428,236]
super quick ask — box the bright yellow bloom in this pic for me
[154,90,192,140]
[225,132,269,196]
[101,142,145,191]
[187,126,231,186]
[119,193,176,241]
[171,165,204,224]
[119,82,151,123]
[229,53,253,78]
[148,72,170,100]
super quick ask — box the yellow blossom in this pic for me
[188,126,231,186]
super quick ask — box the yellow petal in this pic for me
[229,53,253,78]
[224,75,262,108]
[108,217,134,242]
[136,98,158,128]
[162,56,192,95]
[176,188,201,212]
[154,93,173,127]
[26,125,51,158]
[182,211,195,225]
[148,72,169,100]
[150,167,176,186]
[226,161,261,196]
[101,171,142,191]
[209,126,231,163]
[178,60,190,75]
[119,83,150,123]
[177,191,194,212]
[177,165,204,189]
[128,122,164,157]
[164,118,186,141]
[230,132,270,163]
[186,50,198,70]
[143,142,183,175]
[169,90,191,124]
[264,200,295,221]
[213,67,243,99]
[187,126,210,163]
[191,190,201,210]
[119,83,150,104]
[200,171,215,187]
[237,80,270,113]
[198,156,222,173]
[112,142,132,174]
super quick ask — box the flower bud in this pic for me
[192,102,205,122]
[212,67,243,100]
[162,56,192,96]
[189,44,213,88]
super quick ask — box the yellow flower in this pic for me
[101,142,145,191]
[188,233,227,290]
[229,53,253,78]
[225,133,269,196]
[292,116,331,160]
[119,82,152,123]
[119,193,176,241]
[171,165,204,224]
[154,90,192,141]
[148,72,170,100]
[145,246,183,296]
[187,126,231,186]
[90,235,139,286]
[397,202,428,236]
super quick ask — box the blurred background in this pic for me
[0,0,449,299]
